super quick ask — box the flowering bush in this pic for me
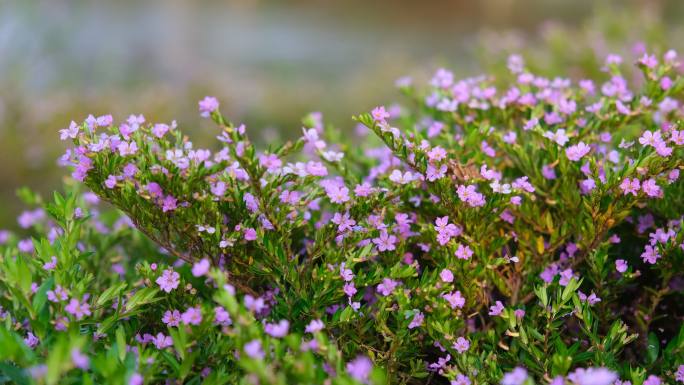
[2,49,684,385]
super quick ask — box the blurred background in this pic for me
[1,0,684,226]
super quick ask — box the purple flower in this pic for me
[103,174,118,189]
[451,374,471,385]
[643,375,662,385]
[371,106,390,122]
[42,256,57,271]
[153,333,173,349]
[442,291,465,309]
[620,178,640,196]
[344,283,357,297]
[65,298,92,320]
[377,278,399,296]
[675,364,684,383]
[568,367,617,385]
[161,195,178,212]
[489,301,504,316]
[244,228,257,241]
[264,319,290,338]
[156,269,180,292]
[408,311,424,329]
[59,121,80,140]
[24,332,39,348]
[181,306,202,325]
[162,309,181,327]
[373,231,397,252]
[129,373,143,385]
[346,356,373,383]
[453,337,470,353]
[641,245,661,264]
[71,349,89,369]
[440,269,454,283]
[326,184,350,204]
[455,243,473,260]
[47,285,69,302]
[191,258,210,277]
[305,319,325,333]
[199,96,219,117]
[332,212,356,233]
[244,339,265,359]
[501,367,528,385]
[566,142,591,161]
[615,259,628,273]
[642,179,662,198]
[214,306,232,326]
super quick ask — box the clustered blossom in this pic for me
[5,46,682,385]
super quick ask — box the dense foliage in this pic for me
[1,49,684,385]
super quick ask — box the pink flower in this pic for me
[565,142,591,161]
[199,96,219,117]
[641,179,662,198]
[242,227,256,241]
[354,183,374,197]
[442,291,465,309]
[326,185,350,204]
[181,306,203,325]
[156,269,180,293]
[615,259,628,273]
[162,310,181,327]
[639,53,658,69]
[192,258,211,277]
[619,178,640,196]
[639,130,664,147]
[457,185,486,207]
[440,269,454,283]
[153,333,173,349]
[641,245,661,264]
[117,141,138,156]
[427,146,447,162]
[455,243,473,260]
[373,231,397,252]
[389,170,415,185]
[371,106,390,122]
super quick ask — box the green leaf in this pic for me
[647,332,659,365]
